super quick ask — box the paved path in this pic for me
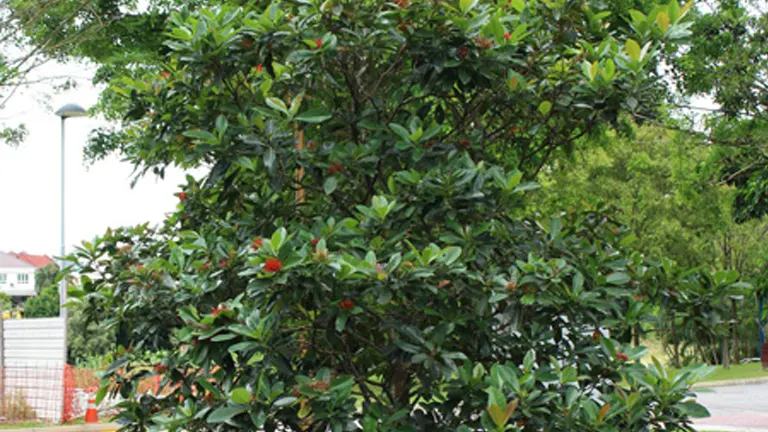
[695,382,768,431]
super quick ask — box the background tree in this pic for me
[34,263,60,295]
[671,0,768,222]
[23,285,59,318]
[534,125,767,365]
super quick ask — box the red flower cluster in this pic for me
[504,32,511,40]
[311,238,320,245]
[178,192,187,201]
[252,237,263,251]
[616,352,629,361]
[340,299,355,311]
[474,37,493,50]
[457,47,470,58]
[328,162,345,175]
[315,39,323,48]
[309,381,329,391]
[212,305,230,317]
[256,64,264,73]
[264,258,283,273]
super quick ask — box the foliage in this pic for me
[0,1,90,146]
[68,303,116,367]
[23,285,59,318]
[0,292,12,313]
[65,0,710,430]
[672,0,768,221]
[534,126,730,268]
[534,125,767,365]
[35,263,59,295]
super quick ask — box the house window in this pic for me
[17,274,29,284]
[0,273,6,283]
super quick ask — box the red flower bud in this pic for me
[474,37,493,50]
[458,47,470,58]
[178,192,187,201]
[340,300,355,311]
[212,305,230,317]
[256,64,263,72]
[264,258,283,273]
[311,238,320,245]
[315,39,323,48]
[504,32,511,40]
[242,39,254,48]
[328,162,345,175]
[252,237,264,251]
[616,352,629,361]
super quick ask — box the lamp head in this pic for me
[55,103,87,119]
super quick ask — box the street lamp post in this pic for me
[54,103,87,363]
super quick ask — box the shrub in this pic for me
[23,286,58,318]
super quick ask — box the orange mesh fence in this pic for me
[0,364,68,425]
[0,363,175,426]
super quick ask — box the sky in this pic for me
[0,61,193,258]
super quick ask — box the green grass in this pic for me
[669,362,768,382]
[0,418,91,429]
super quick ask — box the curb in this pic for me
[692,376,768,389]
[0,425,119,432]
[696,426,768,432]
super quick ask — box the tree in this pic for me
[0,292,12,312]
[34,263,60,295]
[68,302,116,366]
[534,125,768,365]
[67,1,712,430]
[671,0,768,222]
[24,285,59,318]
[0,0,155,146]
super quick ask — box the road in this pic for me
[695,383,768,431]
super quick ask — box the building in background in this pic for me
[9,252,55,269]
[0,252,38,297]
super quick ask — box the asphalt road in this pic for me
[695,383,768,431]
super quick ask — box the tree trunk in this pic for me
[710,336,720,365]
[731,299,740,364]
[391,359,410,406]
[633,325,640,347]
[672,325,681,368]
[721,334,730,369]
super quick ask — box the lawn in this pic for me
[670,362,768,382]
